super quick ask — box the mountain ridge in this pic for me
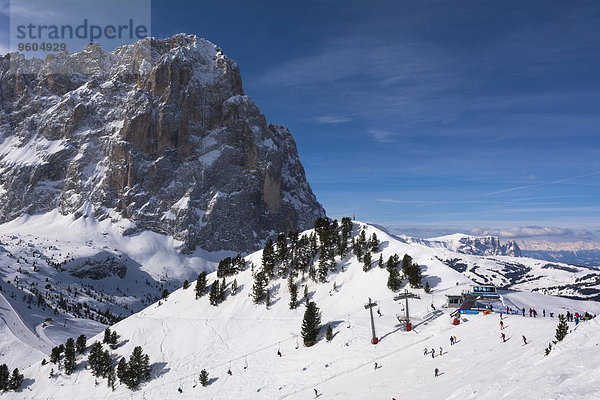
[0,33,325,253]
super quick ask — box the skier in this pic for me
[450,336,454,346]
[374,362,378,370]
[529,308,532,317]
[501,333,506,342]
[439,347,443,356]
[533,309,537,318]
[522,335,527,345]
[227,369,232,376]
[453,335,457,344]
[377,308,382,317]
[500,320,504,330]
[431,348,435,358]
[314,388,319,397]
[543,309,546,317]
[434,368,439,377]
[424,347,429,356]
[506,306,509,314]
[277,350,282,357]
[178,387,183,393]
[431,303,436,310]
[522,307,525,316]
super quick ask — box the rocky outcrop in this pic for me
[0,34,325,252]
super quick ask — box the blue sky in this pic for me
[1,0,599,242]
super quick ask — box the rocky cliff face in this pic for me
[0,34,325,252]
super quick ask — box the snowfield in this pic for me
[1,221,599,399]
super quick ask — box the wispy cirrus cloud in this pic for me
[486,170,600,195]
[315,115,351,124]
[469,226,573,239]
[368,128,396,143]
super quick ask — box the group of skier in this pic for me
[498,313,527,345]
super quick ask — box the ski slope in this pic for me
[4,222,599,399]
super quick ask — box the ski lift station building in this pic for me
[446,295,463,308]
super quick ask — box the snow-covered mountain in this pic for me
[0,34,325,253]
[3,221,599,399]
[407,233,522,257]
[521,249,600,267]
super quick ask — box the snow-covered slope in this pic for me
[5,222,600,399]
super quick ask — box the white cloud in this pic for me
[315,115,351,124]
[368,128,396,143]
[468,226,573,239]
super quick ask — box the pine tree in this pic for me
[195,272,207,299]
[407,263,422,288]
[262,239,276,279]
[106,365,117,390]
[183,279,190,290]
[402,254,412,275]
[301,301,322,347]
[318,252,329,283]
[100,350,111,377]
[126,346,151,389]
[289,281,298,310]
[50,345,63,364]
[555,315,569,342]
[252,271,266,304]
[76,334,87,354]
[103,328,111,344]
[266,288,271,308]
[304,285,309,303]
[88,342,104,377]
[117,357,129,386]
[424,281,430,293]
[8,368,23,391]
[219,277,227,302]
[109,331,119,349]
[544,342,553,356]
[161,289,169,300]
[107,366,116,390]
[231,278,238,295]
[370,233,379,253]
[326,325,333,342]
[0,364,9,391]
[363,251,372,272]
[64,338,76,375]
[199,369,209,387]
[378,254,384,268]
[277,232,288,265]
[209,281,220,306]
[387,267,401,292]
